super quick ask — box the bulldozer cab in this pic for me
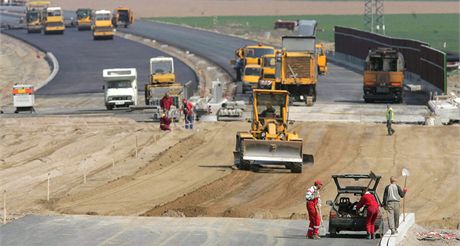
[251,89,289,136]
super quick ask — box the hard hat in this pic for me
[314,180,323,186]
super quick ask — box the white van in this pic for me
[102,68,138,110]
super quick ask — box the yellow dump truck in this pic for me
[363,47,405,103]
[92,10,114,40]
[275,36,318,106]
[76,8,92,31]
[43,7,65,34]
[112,7,134,28]
[233,44,275,82]
[316,43,328,75]
[234,89,314,173]
[26,1,49,33]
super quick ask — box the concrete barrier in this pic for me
[379,213,415,246]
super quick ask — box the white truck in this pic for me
[13,84,35,113]
[102,68,138,110]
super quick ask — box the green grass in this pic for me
[146,14,459,53]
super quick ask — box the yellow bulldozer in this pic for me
[234,89,314,173]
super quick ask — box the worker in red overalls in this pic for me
[160,113,171,131]
[305,180,323,239]
[160,93,173,113]
[356,187,380,239]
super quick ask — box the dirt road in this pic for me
[54,0,459,17]
[0,34,49,106]
[1,117,458,228]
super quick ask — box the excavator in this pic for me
[234,86,314,173]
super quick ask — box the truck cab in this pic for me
[76,8,92,31]
[150,57,175,83]
[113,7,134,28]
[92,10,114,40]
[102,68,138,110]
[363,47,405,103]
[43,7,64,34]
[259,54,276,89]
[242,64,262,93]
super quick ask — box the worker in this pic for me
[160,113,171,131]
[305,180,323,240]
[160,93,173,113]
[386,105,395,135]
[382,176,407,235]
[182,98,194,129]
[261,103,276,118]
[355,188,380,239]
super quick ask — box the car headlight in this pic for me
[107,96,113,101]
[127,96,132,100]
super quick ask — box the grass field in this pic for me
[147,14,459,53]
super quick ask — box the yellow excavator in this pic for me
[234,88,314,173]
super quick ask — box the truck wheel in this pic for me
[237,159,251,170]
[290,163,302,173]
[329,226,337,238]
[106,105,113,110]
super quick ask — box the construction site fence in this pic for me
[334,26,446,93]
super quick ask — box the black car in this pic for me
[326,173,384,237]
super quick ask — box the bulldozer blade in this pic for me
[302,154,314,165]
[242,139,303,163]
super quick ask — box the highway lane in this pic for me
[125,20,364,104]
[1,14,197,96]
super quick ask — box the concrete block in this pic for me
[379,213,415,246]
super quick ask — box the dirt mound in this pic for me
[161,209,186,217]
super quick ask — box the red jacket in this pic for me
[160,96,173,111]
[183,101,194,116]
[356,192,379,210]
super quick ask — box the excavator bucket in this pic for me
[242,139,304,163]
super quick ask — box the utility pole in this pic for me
[364,0,385,34]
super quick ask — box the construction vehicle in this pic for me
[145,57,184,121]
[92,10,114,40]
[242,64,262,93]
[102,68,138,110]
[316,43,328,75]
[12,84,35,113]
[112,7,134,28]
[43,7,65,34]
[76,8,92,31]
[363,47,405,103]
[232,43,276,82]
[234,89,314,173]
[275,36,318,106]
[25,1,49,33]
[258,54,277,89]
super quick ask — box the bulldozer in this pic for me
[234,89,314,173]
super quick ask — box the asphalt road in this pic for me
[0,14,197,95]
[0,215,379,246]
[125,20,365,104]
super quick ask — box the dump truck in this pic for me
[92,10,114,40]
[112,7,134,28]
[76,8,92,31]
[43,7,65,34]
[234,89,314,173]
[275,36,318,106]
[316,43,328,75]
[233,43,276,82]
[102,68,138,110]
[363,47,405,103]
[26,1,49,33]
[145,57,184,121]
